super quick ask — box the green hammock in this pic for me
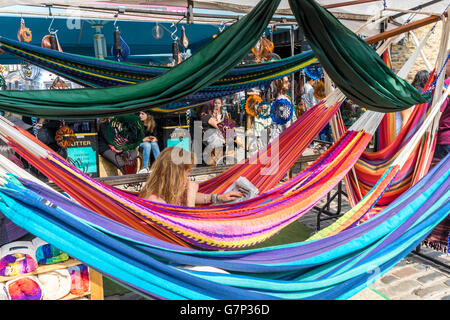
[289,0,430,112]
[0,0,429,119]
[0,0,281,119]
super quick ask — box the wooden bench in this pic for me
[48,154,320,192]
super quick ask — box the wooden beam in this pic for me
[365,12,447,44]
[389,0,444,20]
[324,0,380,10]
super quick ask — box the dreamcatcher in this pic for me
[244,95,262,117]
[20,64,40,81]
[271,98,293,125]
[305,64,324,80]
[256,100,271,119]
[50,77,69,89]
[314,80,326,101]
[55,125,76,149]
[251,37,274,63]
[41,34,63,52]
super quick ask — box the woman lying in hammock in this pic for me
[139,147,242,206]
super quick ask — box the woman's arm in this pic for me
[207,117,220,130]
[186,181,242,207]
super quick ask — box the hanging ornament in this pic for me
[251,38,262,63]
[217,114,236,138]
[251,37,274,63]
[50,76,68,89]
[244,95,262,117]
[305,64,324,80]
[314,80,326,101]
[55,125,76,148]
[152,23,164,40]
[172,41,181,65]
[256,100,271,119]
[20,64,40,81]
[111,27,130,62]
[260,37,274,61]
[179,26,189,49]
[17,18,32,43]
[106,114,145,151]
[271,98,293,125]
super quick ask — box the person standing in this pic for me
[301,75,317,111]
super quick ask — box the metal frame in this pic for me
[313,180,348,231]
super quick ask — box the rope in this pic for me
[424,53,450,94]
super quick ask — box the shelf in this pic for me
[0,258,100,300]
[0,258,81,283]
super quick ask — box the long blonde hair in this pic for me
[139,147,196,205]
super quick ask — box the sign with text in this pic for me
[66,133,99,178]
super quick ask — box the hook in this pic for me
[170,22,178,41]
[48,16,56,34]
[218,21,226,33]
[114,8,125,29]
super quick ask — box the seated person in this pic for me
[139,147,242,206]
[138,111,161,173]
[97,117,138,174]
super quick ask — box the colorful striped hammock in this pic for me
[0,97,382,249]
[314,74,450,240]
[0,36,317,88]
[0,0,282,118]
[326,15,450,224]
[0,153,447,299]
[0,37,317,113]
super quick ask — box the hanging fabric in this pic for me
[0,0,282,119]
[288,0,430,112]
[111,27,130,62]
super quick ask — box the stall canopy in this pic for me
[1,1,448,35]
[0,1,447,64]
[0,12,220,64]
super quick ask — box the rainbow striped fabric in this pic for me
[0,101,375,249]
[0,154,447,299]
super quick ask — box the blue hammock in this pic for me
[0,154,448,299]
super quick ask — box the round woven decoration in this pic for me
[305,64,323,80]
[271,98,293,125]
[245,95,262,117]
[106,114,145,151]
[256,100,271,119]
[314,80,326,101]
[55,126,76,149]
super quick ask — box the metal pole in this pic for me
[290,25,295,123]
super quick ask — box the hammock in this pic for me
[317,16,450,238]
[0,37,317,113]
[0,0,429,119]
[0,96,384,249]
[0,0,282,119]
[0,36,317,88]
[289,0,430,113]
[0,153,447,299]
[313,73,450,240]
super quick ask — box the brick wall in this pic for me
[390,22,445,82]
